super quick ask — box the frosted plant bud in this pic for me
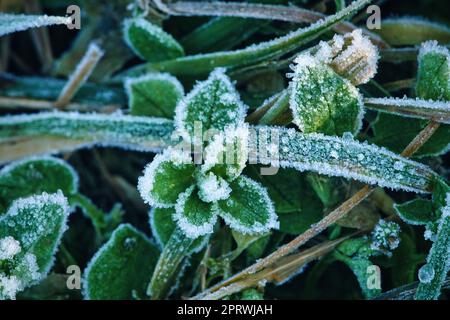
[202,124,249,180]
[0,236,21,261]
[416,40,450,101]
[0,274,21,300]
[316,30,379,85]
[197,172,232,203]
[289,54,364,136]
[370,220,401,254]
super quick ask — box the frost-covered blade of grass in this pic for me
[0,13,71,37]
[126,0,373,77]
[253,127,438,193]
[364,97,450,124]
[0,114,438,193]
[415,195,450,300]
[0,112,175,154]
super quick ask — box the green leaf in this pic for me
[0,156,78,213]
[175,68,247,141]
[123,18,184,62]
[174,186,217,238]
[334,251,381,299]
[416,41,450,101]
[374,17,450,46]
[150,207,208,252]
[138,148,196,208]
[125,0,372,77]
[394,199,437,225]
[0,13,71,37]
[289,54,363,136]
[0,192,70,299]
[216,176,279,234]
[125,73,184,118]
[83,224,160,300]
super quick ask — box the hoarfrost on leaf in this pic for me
[289,54,364,136]
[0,236,21,261]
[174,68,248,143]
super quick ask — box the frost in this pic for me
[216,176,279,235]
[0,155,79,194]
[0,13,71,37]
[123,17,184,62]
[419,40,450,60]
[197,172,231,203]
[364,97,450,124]
[0,111,175,155]
[137,148,194,208]
[315,29,379,85]
[257,126,437,193]
[174,68,248,143]
[415,192,450,299]
[124,72,184,117]
[370,220,401,254]
[0,236,21,260]
[289,53,364,136]
[0,275,21,300]
[418,264,435,284]
[83,224,160,300]
[202,124,249,180]
[174,186,218,238]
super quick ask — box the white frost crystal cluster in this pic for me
[0,236,21,260]
[370,220,401,254]
[315,29,379,85]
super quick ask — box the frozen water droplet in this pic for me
[124,237,137,250]
[418,264,435,284]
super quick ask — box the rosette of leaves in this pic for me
[137,68,279,298]
[138,68,279,239]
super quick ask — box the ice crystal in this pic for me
[0,275,21,300]
[418,264,435,284]
[123,17,184,62]
[370,220,401,254]
[315,29,379,85]
[197,172,231,203]
[174,68,247,143]
[0,236,21,261]
[255,126,437,193]
[0,13,71,37]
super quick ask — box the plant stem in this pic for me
[191,121,441,299]
[148,227,195,299]
[54,43,104,109]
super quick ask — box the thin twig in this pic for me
[152,0,389,49]
[192,121,441,300]
[54,43,104,109]
[195,235,351,300]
